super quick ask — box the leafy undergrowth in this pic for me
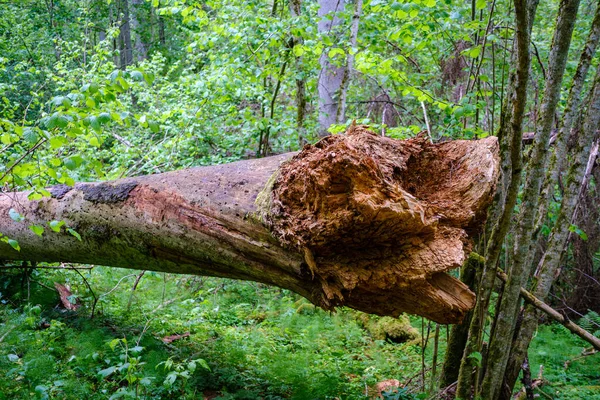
[529,321,600,399]
[0,267,598,399]
[0,267,424,399]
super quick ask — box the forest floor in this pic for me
[0,267,598,399]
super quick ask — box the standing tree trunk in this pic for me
[289,0,308,147]
[499,71,600,397]
[479,0,579,397]
[455,0,537,397]
[337,0,363,124]
[498,3,600,395]
[130,0,148,62]
[317,0,345,136]
[118,0,134,69]
[439,253,482,388]
[0,128,499,324]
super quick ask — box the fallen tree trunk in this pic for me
[0,126,499,323]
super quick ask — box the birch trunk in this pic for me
[317,0,345,136]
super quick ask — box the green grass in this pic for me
[529,323,600,399]
[0,266,598,399]
[0,267,423,399]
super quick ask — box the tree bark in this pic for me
[536,0,600,232]
[318,0,345,136]
[337,0,363,124]
[439,253,482,389]
[0,128,499,324]
[130,0,148,62]
[289,0,308,147]
[479,0,579,397]
[455,0,538,397]
[118,0,134,69]
[500,77,600,398]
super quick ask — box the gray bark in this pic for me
[289,0,308,146]
[130,0,148,62]
[337,0,363,124]
[439,253,481,389]
[318,0,345,136]
[536,0,600,241]
[119,0,134,69]
[455,0,538,397]
[480,0,580,398]
[500,72,600,398]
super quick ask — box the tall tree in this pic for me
[317,0,344,136]
[479,0,579,397]
[289,0,308,146]
[337,0,362,124]
[456,0,538,396]
[118,0,133,69]
[130,0,148,62]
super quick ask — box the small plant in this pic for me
[97,338,150,398]
[381,387,418,400]
[156,356,210,394]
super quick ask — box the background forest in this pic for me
[0,0,599,399]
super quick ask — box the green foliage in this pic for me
[528,321,600,399]
[1,0,600,398]
[0,268,428,399]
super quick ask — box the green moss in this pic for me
[250,170,279,225]
[357,313,420,344]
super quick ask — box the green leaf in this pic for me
[67,228,82,241]
[48,114,69,129]
[23,128,38,144]
[9,208,24,222]
[467,46,482,59]
[8,239,20,251]
[468,351,482,366]
[328,48,345,58]
[30,225,44,237]
[292,45,305,57]
[569,224,588,241]
[49,220,65,232]
[476,0,487,10]
[64,158,78,170]
[28,192,44,200]
[89,116,101,131]
[98,366,116,378]
[143,72,155,85]
[130,70,143,81]
[98,112,111,124]
[148,120,160,133]
[50,136,68,149]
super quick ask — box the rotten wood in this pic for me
[0,127,500,323]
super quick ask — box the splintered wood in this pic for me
[270,126,499,323]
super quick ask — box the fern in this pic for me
[579,310,600,338]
